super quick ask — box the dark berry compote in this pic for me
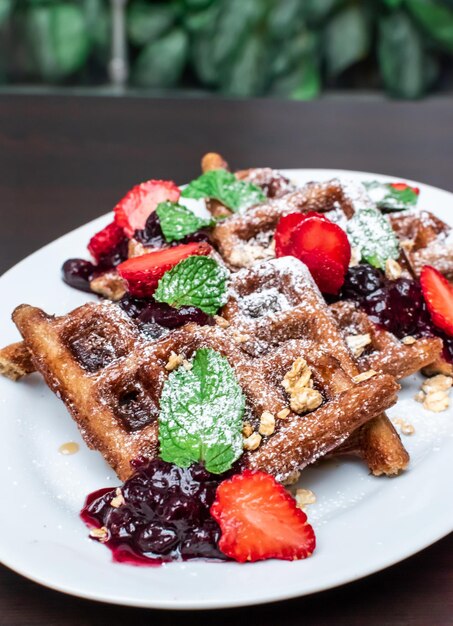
[81,460,227,565]
[340,264,453,363]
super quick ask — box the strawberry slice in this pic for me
[114,180,180,237]
[274,213,305,257]
[299,250,346,295]
[210,470,315,563]
[88,221,125,263]
[291,214,351,272]
[390,182,420,195]
[117,241,211,297]
[420,265,453,336]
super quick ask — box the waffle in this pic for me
[0,341,34,381]
[11,281,398,483]
[330,300,443,380]
[221,257,409,476]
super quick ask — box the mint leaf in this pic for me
[181,168,266,213]
[346,207,400,269]
[159,348,245,474]
[364,181,419,211]
[156,201,214,242]
[154,256,229,315]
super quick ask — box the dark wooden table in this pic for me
[0,94,452,626]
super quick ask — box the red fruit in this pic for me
[274,213,305,256]
[88,221,125,263]
[420,265,453,336]
[114,180,180,237]
[300,250,346,295]
[117,241,211,297]
[390,182,420,195]
[291,215,351,272]
[210,470,316,563]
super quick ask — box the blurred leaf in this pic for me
[190,34,218,84]
[302,0,344,25]
[83,0,109,59]
[271,59,321,100]
[270,30,318,78]
[267,0,305,40]
[0,0,12,25]
[24,3,90,81]
[378,11,438,98]
[132,28,188,88]
[183,0,221,33]
[127,2,176,47]
[181,0,214,9]
[211,0,268,68]
[407,0,453,53]
[220,33,268,96]
[324,4,371,77]
[382,0,404,7]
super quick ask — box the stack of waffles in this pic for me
[1,153,451,484]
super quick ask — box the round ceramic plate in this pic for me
[1,169,452,610]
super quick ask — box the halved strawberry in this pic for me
[117,241,211,297]
[87,221,125,263]
[299,250,346,295]
[210,470,315,563]
[291,214,351,272]
[114,180,180,237]
[420,265,453,336]
[390,182,420,195]
[274,213,305,257]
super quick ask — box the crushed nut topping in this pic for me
[276,408,291,420]
[385,258,403,280]
[282,470,301,486]
[352,369,377,383]
[418,374,452,412]
[295,488,317,510]
[229,244,275,268]
[281,357,323,414]
[401,336,417,345]
[394,418,415,436]
[422,374,452,394]
[232,331,250,344]
[346,333,372,357]
[128,239,147,258]
[89,526,109,542]
[259,410,275,436]
[182,359,193,371]
[110,487,125,508]
[423,390,450,413]
[165,351,184,371]
[242,421,253,438]
[243,432,262,451]
[214,315,230,329]
[349,247,361,267]
[90,272,127,301]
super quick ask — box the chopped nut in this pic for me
[290,387,323,414]
[295,488,316,510]
[243,432,262,451]
[422,374,453,394]
[182,359,193,371]
[400,239,415,253]
[394,418,415,436]
[276,408,291,420]
[232,331,250,344]
[401,336,417,345]
[282,470,301,486]
[352,369,377,383]
[259,411,275,436]
[349,247,361,267]
[214,315,230,329]
[282,357,311,393]
[229,244,274,268]
[90,272,127,301]
[110,488,125,508]
[346,333,372,357]
[165,351,184,371]
[89,526,109,542]
[128,239,147,258]
[385,258,403,280]
[242,421,253,438]
[423,390,450,413]
[414,391,425,403]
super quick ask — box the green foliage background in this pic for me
[1,0,453,98]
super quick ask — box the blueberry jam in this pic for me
[62,259,97,293]
[119,295,213,330]
[134,212,211,248]
[81,460,226,564]
[340,265,453,363]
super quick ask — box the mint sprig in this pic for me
[346,207,400,269]
[156,201,215,242]
[181,168,266,213]
[154,255,229,315]
[159,348,245,474]
[364,181,419,212]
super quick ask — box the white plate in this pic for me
[1,169,452,610]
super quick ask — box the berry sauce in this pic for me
[62,259,96,293]
[81,460,226,565]
[340,265,453,363]
[119,295,213,330]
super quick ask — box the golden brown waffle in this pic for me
[221,257,409,476]
[0,341,34,381]
[12,290,398,483]
[390,210,453,281]
[330,300,442,380]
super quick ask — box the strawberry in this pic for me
[420,265,453,336]
[87,221,125,263]
[210,470,315,563]
[299,250,346,295]
[274,213,305,257]
[114,180,180,237]
[390,182,420,195]
[117,241,212,297]
[291,213,351,272]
